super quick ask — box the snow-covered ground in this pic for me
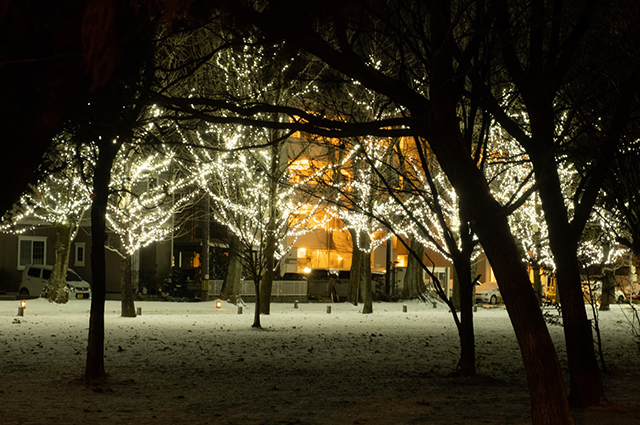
[0,298,638,425]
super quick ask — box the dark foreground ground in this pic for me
[1,300,638,425]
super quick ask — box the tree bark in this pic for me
[85,142,118,382]
[348,228,361,305]
[44,222,74,303]
[462,191,573,425]
[221,233,242,304]
[532,262,543,305]
[259,236,275,314]
[359,230,373,314]
[450,266,460,311]
[600,268,615,311]
[413,112,574,424]
[120,254,136,317]
[200,197,210,301]
[360,250,373,313]
[402,239,424,299]
[452,255,475,377]
[536,170,606,408]
[252,276,261,328]
[260,143,279,314]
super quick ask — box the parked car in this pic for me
[582,281,626,303]
[20,265,91,299]
[475,281,501,305]
[281,272,307,281]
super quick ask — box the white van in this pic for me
[19,265,91,299]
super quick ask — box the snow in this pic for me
[1,298,638,425]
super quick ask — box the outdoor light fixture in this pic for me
[20,300,26,309]
[18,300,26,316]
[216,300,222,309]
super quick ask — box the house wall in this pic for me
[0,228,57,292]
[140,240,172,293]
[0,226,121,295]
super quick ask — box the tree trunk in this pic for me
[412,116,574,423]
[469,197,573,425]
[85,143,118,382]
[402,239,424,299]
[532,217,544,305]
[252,277,261,328]
[537,173,606,408]
[259,241,275,314]
[348,228,361,305]
[532,262,543,305]
[221,233,242,304]
[260,146,279,314]
[120,254,136,317]
[359,231,373,314]
[360,251,372,313]
[452,254,475,377]
[600,268,615,311]
[44,221,74,303]
[451,266,460,311]
[200,197,210,301]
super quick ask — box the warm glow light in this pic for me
[303,267,311,273]
[216,300,222,309]
[20,300,26,308]
[297,247,307,258]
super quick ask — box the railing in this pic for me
[209,279,307,298]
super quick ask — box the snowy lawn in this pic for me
[1,298,638,425]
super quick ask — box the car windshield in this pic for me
[66,271,82,282]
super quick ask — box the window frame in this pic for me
[74,242,86,267]
[17,236,47,270]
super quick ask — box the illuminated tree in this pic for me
[106,142,197,317]
[0,134,92,303]
[588,135,640,309]
[154,32,326,317]
[181,121,321,327]
[137,1,640,418]
[327,137,400,313]
[206,3,575,421]
[483,130,551,302]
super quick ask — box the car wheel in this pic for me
[490,295,498,305]
[618,295,624,303]
[19,288,29,297]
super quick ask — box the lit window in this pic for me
[17,236,47,270]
